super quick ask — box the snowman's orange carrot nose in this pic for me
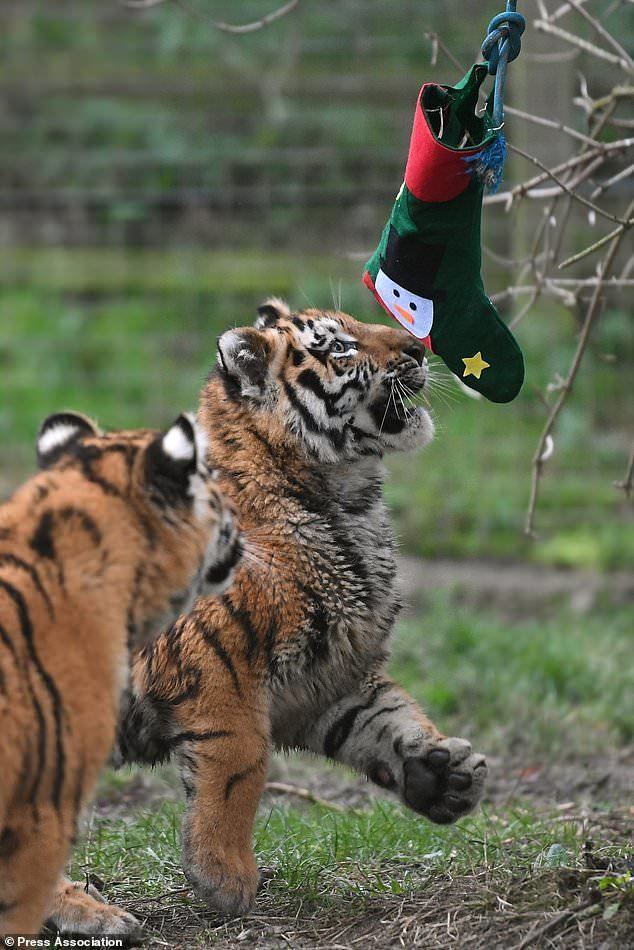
[394,303,415,325]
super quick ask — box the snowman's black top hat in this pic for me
[380,225,444,299]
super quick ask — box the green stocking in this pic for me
[364,64,524,403]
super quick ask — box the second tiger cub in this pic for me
[0,412,241,939]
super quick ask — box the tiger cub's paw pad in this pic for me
[401,736,487,823]
[184,855,259,917]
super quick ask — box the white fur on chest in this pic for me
[268,460,400,740]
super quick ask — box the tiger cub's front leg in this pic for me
[285,675,487,824]
[118,610,270,916]
[47,878,142,940]
[178,719,269,916]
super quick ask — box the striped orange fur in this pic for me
[0,412,241,938]
[118,302,488,916]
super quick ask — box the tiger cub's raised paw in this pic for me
[371,734,487,824]
[402,736,487,823]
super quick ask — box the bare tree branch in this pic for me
[562,0,634,72]
[484,139,634,209]
[550,0,592,22]
[558,219,633,269]
[614,443,634,500]
[205,0,300,34]
[534,18,633,71]
[423,32,466,76]
[504,105,598,147]
[506,141,634,225]
[524,204,633,536]
[121,0,301,33]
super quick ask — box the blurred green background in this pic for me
[3,10,633,936]
[0,0,632,570]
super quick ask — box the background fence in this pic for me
[1,0,632,567]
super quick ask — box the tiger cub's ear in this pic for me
[254,297,291,329]
[37,411,101,469]
[144,414,199,504]
[216,327,273,399]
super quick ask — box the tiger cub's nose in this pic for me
[402,341,426,366]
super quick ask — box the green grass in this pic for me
[1,248,631,568]
[390,595,634,759]
[70,797,633,948]
[72,800,599,902]
[69,594,633,945]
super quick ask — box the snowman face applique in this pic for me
[375,268,434,340]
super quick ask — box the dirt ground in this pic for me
[398,556,634,618]
[87,559,633,949]
[94,756,634,950]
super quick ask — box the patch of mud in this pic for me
[486,748,634,809]
[398,556,634,617]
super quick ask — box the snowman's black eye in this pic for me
[393,289,400,298]
[409,302,417,311]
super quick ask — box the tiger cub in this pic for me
[119,300,487,917]
[0,411,241,939]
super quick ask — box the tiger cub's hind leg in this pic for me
[285,675,488,824]
[46,879,142,941]
[120,612,270,917]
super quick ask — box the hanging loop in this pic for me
[482,10,525,75]
[481,2,525,128]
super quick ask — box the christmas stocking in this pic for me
[363,64,524,403]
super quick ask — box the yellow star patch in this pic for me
[462,351,490,380]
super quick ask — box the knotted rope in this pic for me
[481,1,526,128]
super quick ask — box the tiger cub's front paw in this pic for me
[371,734,487,824]
[183,848,259,917]
[46,880,142,942]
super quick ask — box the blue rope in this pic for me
[481,1,526,128]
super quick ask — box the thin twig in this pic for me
[534,19,630,70]
[498,279,634,294]
[614,443,634,499]
[484,138,633,208]
[525,204,633,536]
[582,86,634,119]
[558,221,631,269]
[504,105,598,147]
[506,141,633,225]
[122,0,300,33]
[423,32,466,77]
[590,162,634,200]
[562,0,634,72]
[265,782,346,812]
[550,0,592,22]
[208,0,300,35]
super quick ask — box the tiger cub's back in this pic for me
[0,411,241,937]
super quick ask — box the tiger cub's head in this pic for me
[36,411,241,641]
[213,299,434,463]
